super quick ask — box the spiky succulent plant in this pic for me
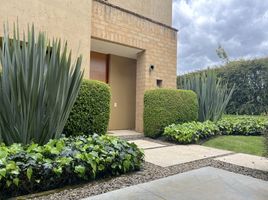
[0,24,83,145]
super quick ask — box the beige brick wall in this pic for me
[0,0,92,77]
[0,0,177,132]
[92,0,177,132]
[106,0,173,25]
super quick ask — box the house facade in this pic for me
[0,0,177,132]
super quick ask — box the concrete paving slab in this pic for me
[84,185,165,200]
[84,167,268,200]
[108,130,143,137]
[128,139,166,149]
[215,153,268,172]
[144,145,231,167]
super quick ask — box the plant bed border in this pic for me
[25,156,268,200]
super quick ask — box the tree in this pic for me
[216,44,229,64]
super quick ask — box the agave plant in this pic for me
[180,70,235,122]
[0,24,83,145]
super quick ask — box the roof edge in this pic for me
[94,0,178,32]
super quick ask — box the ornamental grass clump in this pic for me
[0,24,83,145]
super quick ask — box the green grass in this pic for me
[203,136,265,156]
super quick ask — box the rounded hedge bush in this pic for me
[144,89,198,138]
[64,80,111,136]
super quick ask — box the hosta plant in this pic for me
[0,24,83,145]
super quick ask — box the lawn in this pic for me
[203,135,265,156]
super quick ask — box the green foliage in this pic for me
[179,70,235,122]
[217,115,268,135]
[216,44,229,64]
[144,89,198,138]
[178,58,268,115]
[0,24,83,145]
[164,121,219,144]
[64,80,111,136]
[0,134,144,198]
[217,58,268,115]
[164,115,268,144]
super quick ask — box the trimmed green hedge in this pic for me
[178,58,268,115]
[144,89,198,138]
[0,135,144,198]
[164,115,268,144]
[64,80,111,136]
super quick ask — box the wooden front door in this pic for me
[90,51,109,83]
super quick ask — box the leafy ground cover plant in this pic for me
[164,121,219,144]
[164,115,268,144]
[217,115,268,135]
[0,134,144,198]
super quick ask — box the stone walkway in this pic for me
[97,130,268,200]
[109,130,268,172]
[84,167,268,200]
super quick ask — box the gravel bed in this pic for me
[31,161,208,200]
[210,160,268,181]
[25,155,267,200]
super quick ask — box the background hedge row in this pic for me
[144,89,198,138]
[177,58,268,115]
[64,80,111,136]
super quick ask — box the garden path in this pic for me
[108,130,268,171]
[84,167,268,200]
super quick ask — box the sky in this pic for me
[172,0,268,74]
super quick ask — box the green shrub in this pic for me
[164,121,219,144]
[0,25,83,145]
[163,115,268,144]
[144,89,198,138]
[0,134,144,198]
[178,58,268,115]
[64,80,111,136]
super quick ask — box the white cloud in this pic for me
[173,0,268,74]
